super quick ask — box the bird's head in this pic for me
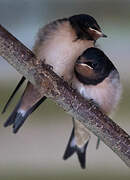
[69,14,107,41]
[74,47,116,85]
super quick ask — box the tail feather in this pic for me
[63,128,75,160]
[63,127,89,169]
[76,141,89,169]
[4,99,22,127]
[2,76,25,114]
[13,110,30,134]
[13,96,47,133]
[4,96,47,133]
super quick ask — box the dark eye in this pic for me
[90,26,97,31]
[91,23,100,31]
[85,62,98,69]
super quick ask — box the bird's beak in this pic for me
[76,58,93,70]
[76,62,93,69]
[88,27,107,40]
[100,32,107,38]
[76,58,83,65]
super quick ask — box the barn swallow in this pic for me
[3,14,107,134]
[2,14,107,114]
[63,47,122,168]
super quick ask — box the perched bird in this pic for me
[3,14,106,134]
[63,47,122,168]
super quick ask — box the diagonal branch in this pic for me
[0,25,130,167]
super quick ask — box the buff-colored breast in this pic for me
[33,21,94,82]
[72,70,121,115]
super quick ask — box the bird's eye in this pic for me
[85,62,98,69]
[91,23,100,31]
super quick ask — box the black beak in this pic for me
[102,33,107,38]
[76,57,82,64]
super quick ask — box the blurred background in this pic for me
[0,0,130,179]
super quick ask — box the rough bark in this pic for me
[0,25,130,167]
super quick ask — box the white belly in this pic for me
[72,72,121,114]
[38,41,93,82]
[34,22,94,82]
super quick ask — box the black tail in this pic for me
[2,76,26,114]
[4,98,22,127]
[4,96,47,133]
[63,127,89,169]
[63,128,75,160]
[76,141,89,169]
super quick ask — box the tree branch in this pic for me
[0,25,130,167]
